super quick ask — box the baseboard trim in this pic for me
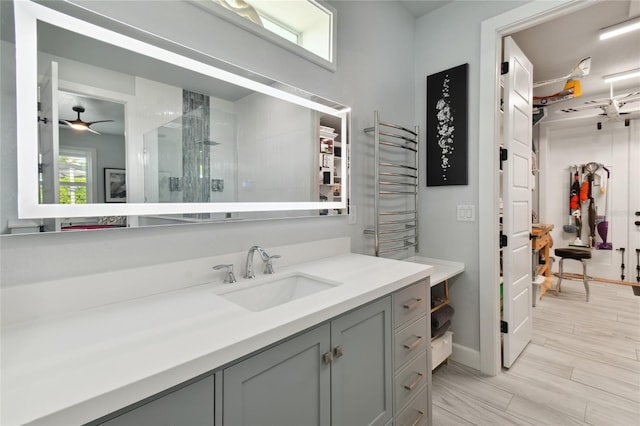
[450,343,481,370]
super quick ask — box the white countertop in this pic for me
[404,256,465,285]
[1,253,432,426]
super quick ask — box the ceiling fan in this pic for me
[58,105,114,135]
[557,84,640,130]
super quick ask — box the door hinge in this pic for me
[500,232,507,248]
[500,147,508,170]
[38,163,44,174]
[501,62,509,75]
[501,320,508,333]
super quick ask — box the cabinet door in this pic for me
[223,324,331,426]
[99,375,214,426]
[331,297,393,426]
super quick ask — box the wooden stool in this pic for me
[554,248,591,301]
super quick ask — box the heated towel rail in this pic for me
[364,111,419,257]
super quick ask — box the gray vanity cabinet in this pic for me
[223,323,332,426]
[223,296,393,426]
[96,375,215,426]
[330,297,393,426]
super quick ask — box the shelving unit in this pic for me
[318,121,342,215]
[430,280,449,314]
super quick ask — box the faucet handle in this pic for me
[264,254,281,274]
[213,264,237,283]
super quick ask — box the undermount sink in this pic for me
[217,272,340,312]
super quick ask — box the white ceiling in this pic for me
[511,1,640,101]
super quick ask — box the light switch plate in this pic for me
[457,204,475,222]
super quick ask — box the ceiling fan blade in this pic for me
[614,91,640,101]
[556,103,604,114]
[59,119,73,126]
[86,120,114,125]
[86,127,101,135]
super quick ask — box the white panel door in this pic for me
[502,37,533,368]
[38,61,60,231]
[630,121,640,285]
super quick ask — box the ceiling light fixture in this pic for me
[602,68,640,84]
[599,16,640,40]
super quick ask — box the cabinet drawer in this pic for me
[393,281,427,330]
[395,351,427,413]
[396,387,428,426]
[431,330,453,370]
[394,316,428,370]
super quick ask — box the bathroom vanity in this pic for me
[1,239,434,425]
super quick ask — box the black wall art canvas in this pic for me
[426,63,468,186]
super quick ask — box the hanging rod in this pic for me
[380,190,417,195]
[378,241,418,254]
[380,171,418,179]
[380,210,417,216]
[380,162,418,171]
[364,123,418,138]
[364,225,416,235]
[378,218,417,225]
[379,235,417,245]
[380,182,418,188]
[380,140,418,152]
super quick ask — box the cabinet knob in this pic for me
[333,345,344,359]
[322,351,333,365]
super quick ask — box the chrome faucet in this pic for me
[213,264,237,283]
[244,246,281,278]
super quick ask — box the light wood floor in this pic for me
[432,279,640,425]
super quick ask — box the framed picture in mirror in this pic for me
[104,168,126,203]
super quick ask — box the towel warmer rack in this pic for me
[364,111,419,257]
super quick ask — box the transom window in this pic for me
[210,0,335,66]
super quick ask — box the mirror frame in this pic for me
[14,0,349,219]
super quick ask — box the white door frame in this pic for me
[478,0,595,376]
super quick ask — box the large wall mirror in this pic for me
[8,0,349,233]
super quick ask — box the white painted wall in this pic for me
[414,1,526,366]
[0,1,417,286]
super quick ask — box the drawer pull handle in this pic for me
[403,298,424,310]
[403,335,424,350]
[403,372,424,391]
[322,351,333,365]
[409,409,425,426]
